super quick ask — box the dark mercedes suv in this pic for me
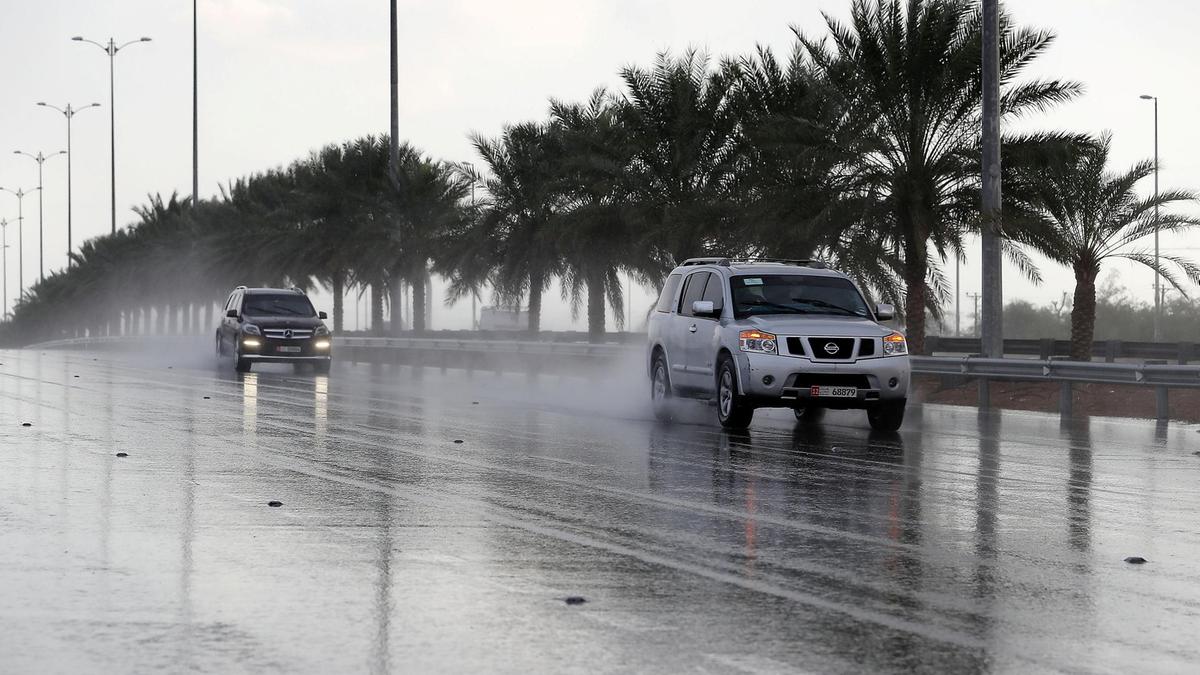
[216,287,332,373]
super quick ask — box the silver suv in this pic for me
[646,258,910,430]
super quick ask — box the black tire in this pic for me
[215,333,225,358]
[650,353,672,421]
[716,356,754,429]
[867,400,906,432]
[794,406,826,424]
[235,350,252,373]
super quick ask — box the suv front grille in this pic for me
[263,328,314,340]
[858,338,876,357]
[806,337,855,361]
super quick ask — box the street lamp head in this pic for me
[71,36,83,41]
[36,101,46,106]
[1140,94,1155,100]
[140,37,152,42]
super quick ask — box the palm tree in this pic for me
[798,0,1081,352]
[1019,134,1199,359]
[618,50,742,267]
[471,122,565,335]
[550,90,661,340]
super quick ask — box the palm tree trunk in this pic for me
[331,272,344,334]
[390,271,404,335]
[1069,264,1098,361]
[370,281,385,337]
[411,272,426,333]
[586,270,605,343]
[902,248,928,355]
[528,270,543,336]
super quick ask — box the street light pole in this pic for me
[37,102,101,268]
[1139,94,1160,341]
[72,35,152,234]
[14,151,67,282]
[193,0,199,207]
[0,187,40,301]
[1,220,9,319]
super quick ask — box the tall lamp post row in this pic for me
[0,32,149,322]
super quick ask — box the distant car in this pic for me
[646,258,910,431]
[216,286,332,373]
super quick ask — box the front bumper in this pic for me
[239,336,332,362]
[737,351,909,408]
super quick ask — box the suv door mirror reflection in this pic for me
[875,303,895,321]
[318,311,328,320]
[692,300,717,317]
[226,309,239,318]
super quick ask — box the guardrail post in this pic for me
[1059,381,1072,418]
[978,379,991,409]
[1156,387,1169,420]
[1178,342,1194,365]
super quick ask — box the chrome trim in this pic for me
[263,328,313,339]
[243,355,331,361]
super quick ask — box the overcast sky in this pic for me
[1,0,1196,330]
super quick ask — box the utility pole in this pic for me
[38,102,100,267]
[193,0,199,208]
[980,0,1003,358]
[0,187,38,301]
[967,292,983,338]
[1139,94,1160,341]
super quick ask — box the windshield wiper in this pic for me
[791,298,863,316]
[740,300,811,313]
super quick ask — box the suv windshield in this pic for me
[243,294,315,317]
[730,275,870,319]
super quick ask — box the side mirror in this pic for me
[692,300,717,317]
[875,303,895,321]
[226,309,239,318]
[318,311,328,320]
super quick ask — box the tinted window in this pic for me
[700,274,725,311]
[678,272,710,317]
[655,274,683,313]
[242,293,316,317]
[730,275,869,319]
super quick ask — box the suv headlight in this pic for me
[883,332,908,356]
[739,330,777,355]
[315,325,330,337]
[242,323,261,336]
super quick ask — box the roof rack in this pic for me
[728,257,828,269]
[679,257,828,270]
[234,285,248,290]
[680,257,731,267]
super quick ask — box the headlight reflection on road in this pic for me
[314,375,328,439]
[242,373,258,441]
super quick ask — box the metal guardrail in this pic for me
[925,336,1198,364]
[910,355,1200,388]
[19,335,1198,419]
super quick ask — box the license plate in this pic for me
[277,346,302,353]
[811,386,857,398]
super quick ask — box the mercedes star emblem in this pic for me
[284,329,294,339]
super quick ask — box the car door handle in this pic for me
[689,324,698,333]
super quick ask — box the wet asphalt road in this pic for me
[2,347,1199,674]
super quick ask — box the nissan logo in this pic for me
[284,329,294,339]
[823,342,840,355]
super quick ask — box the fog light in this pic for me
[314,340,330,350]
[242,339,261,348]
[888,377,898,388]
[762,375,775,386]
